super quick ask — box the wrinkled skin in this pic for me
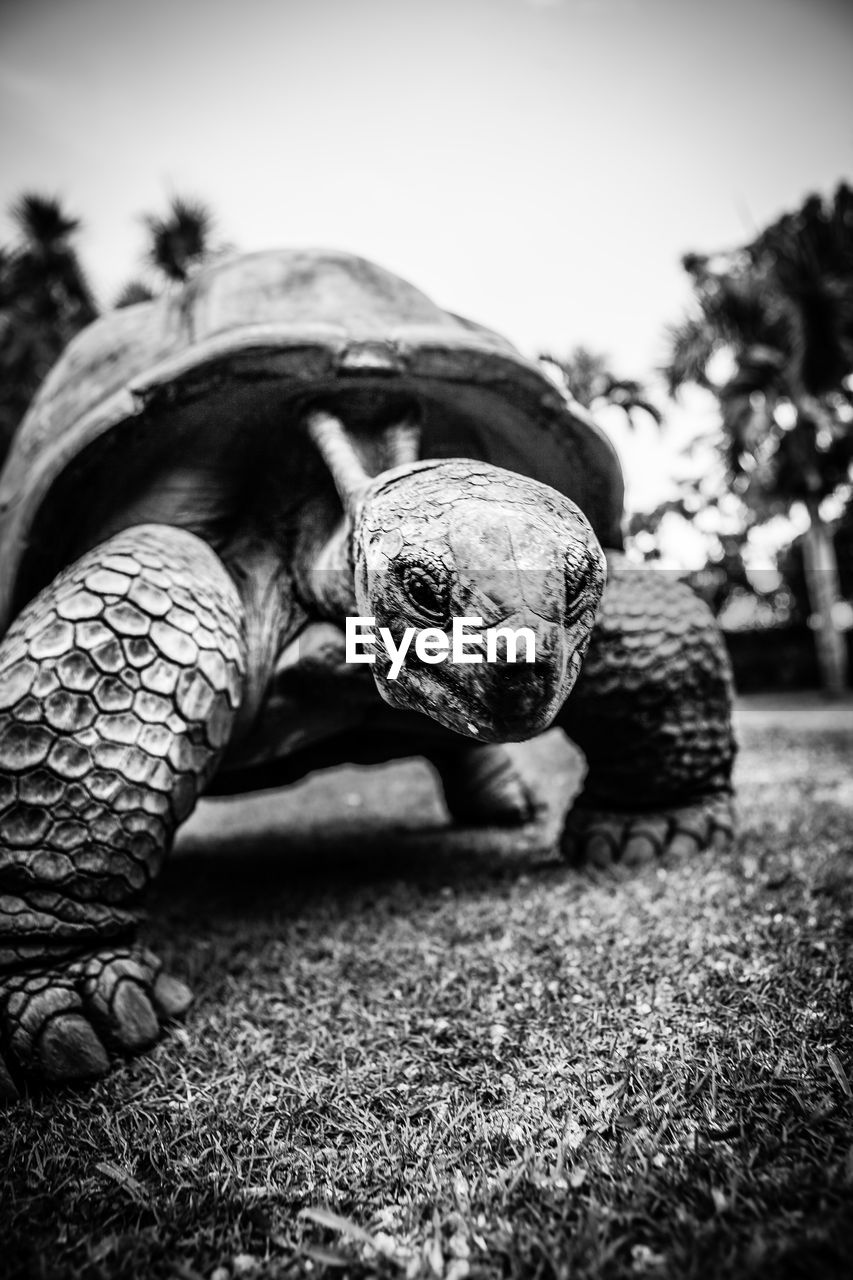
[355,461,605,740]
[0,460,734,1096]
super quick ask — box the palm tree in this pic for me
[664,184,853,694]
[539,345,663,429]
[114,194,221,308]
[0,193,98,451]
[143,194,217,285]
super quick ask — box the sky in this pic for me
[1,0,852,534]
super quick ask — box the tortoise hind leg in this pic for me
[429,742,540,826]
[0,523,245,1094]
[557,562,736,867]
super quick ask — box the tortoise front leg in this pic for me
[0,524,245,1094]
[556,562,736,867]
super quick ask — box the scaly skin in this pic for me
[0,524,245,1093]
[557,562,736,866]
[429,743,540,826]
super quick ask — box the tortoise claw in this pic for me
[80,950,163,1052]
[561,793,735,868]
[0,945,193,1094]
[152,971,194,1019]
[39,1013,110,1083]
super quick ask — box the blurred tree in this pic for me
[0,191,227,467]
[114,195,221,309]
[143,194,216,285]
[624,495,694,560]
[0,194,98,449]
[664,183,853,694]
[539,345,663,428]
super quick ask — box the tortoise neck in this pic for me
[287,484,358,620]
[301,463,444,620]
[304,517,358,618]
[221,536,293,740]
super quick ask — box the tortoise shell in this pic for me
[0,249,624,630]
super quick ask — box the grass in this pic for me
[2,694,852,1279]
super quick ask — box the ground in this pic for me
[2,693,852,1280]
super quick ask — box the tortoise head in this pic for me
[352,459,605,742]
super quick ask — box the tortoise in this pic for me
[0,249,735,1094]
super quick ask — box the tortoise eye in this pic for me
[402,564,448,622]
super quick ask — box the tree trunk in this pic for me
[802,501,848,696]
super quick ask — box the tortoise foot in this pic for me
[0,946,192,1098]
[560,792,735,869]
[433,744,541,826]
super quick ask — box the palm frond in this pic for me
[662,316,719,394]
[538,345,610,409]
[600,377,664,427]
[143,194,215,283]
[538,347,661,425]
[8,193,80,250]
[114,280,156,309]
